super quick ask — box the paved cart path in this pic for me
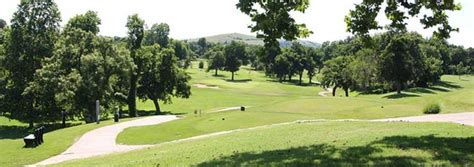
[33,112,473,166]
[34,115,178,166]
[373,112,474,126]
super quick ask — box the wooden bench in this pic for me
[23,126,45,148]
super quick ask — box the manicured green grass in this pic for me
[58,121,474,166]
[0,117,138,167]
[120,62,473,145]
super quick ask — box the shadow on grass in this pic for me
[433,81,462,89]
[266,79,320,87]
[224,79,252,83]
[0,122,82,140]
[197,135,473,166]
[132,110,186,117]
[383,93,421,99]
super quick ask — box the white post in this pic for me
[96,100,100,124]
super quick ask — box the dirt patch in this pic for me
[193,84,220,89]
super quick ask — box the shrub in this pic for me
[198,61,204,69]
[423,103,441,114]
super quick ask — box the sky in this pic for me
[0,0,472,47]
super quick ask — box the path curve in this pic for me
[34,115,178,166]
[33,112,473,166]
[373,112,474,126]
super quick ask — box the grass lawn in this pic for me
[57,121,474,166]
[0,117,139,167]
[118,62,474,145]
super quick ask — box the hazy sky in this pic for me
[0,0,472,47]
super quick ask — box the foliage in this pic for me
[224,41,246,81]
[207,50,226,76]
[321,56,354,97]
[236,0,312,73]
[2,0,61,127]
[144,23,170,47]
[137,45,191,113]
[423,103,441,114]
[345,0,462,39]
[125,14,145,117]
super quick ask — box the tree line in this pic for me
[0,0,191,127]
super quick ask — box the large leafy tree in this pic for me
[137,45,191,114]
[126,14,145,117]
[25,11,132,123]
[144,23,170,47]
[290,42,307,85]
[345,0,461,39]
[3,0,61,127]
[321,56,354,97]
[224,41,246,81]
[236,0,312,72]
[379,33,418,95]
[274,49,293,82]
[207,49,226,76]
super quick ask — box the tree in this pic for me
[305,48,323,84]
[349,48,378,91]
[291,42,307,85]
[236,0,312,73]
[0,19,6,29]
[3,0,61,127]
[345,0,461,39]
[207,50,226,76]
[144,23,170,47]
[455,62,469,80]
[137,46,191,114]
[197,37,208,56]
[24,11,132,123]
[172,40,192,68]
[224,41,246,81]
[64,11,101,35]
[379,33,417,95]
[274,50,292,82]
[320,56,354,97]
[126,14,145,117]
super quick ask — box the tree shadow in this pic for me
[405,88,436,94]
[212,74,226,78]
[433,81,462,89]
[196,135,473,166]
[224,79,252,83]
[134,110,187,117]
[383,93,421,99]
[265,79,320,87]
[0,122,82,140]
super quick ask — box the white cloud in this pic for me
[0,0,472,47]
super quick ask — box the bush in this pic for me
[198,61,204,69]
[423,103,441,114]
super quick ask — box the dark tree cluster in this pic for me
[0,0,191,127]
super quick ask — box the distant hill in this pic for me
[186,33,320,48]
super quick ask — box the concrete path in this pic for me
[34,115,178,166]
[32,112,473,166]
[374,112,474,126]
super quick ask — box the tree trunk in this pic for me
[231,72,235,81]
[128,74,138,117]
[309,75,313,84]
[299,72,303,85]
[344,87,349,97]
[396,82,402,95]
[289,74,292,81]
[152,99,161,115]
[28,121,34,129]
[215,69,218,76]
[332,86,338,97]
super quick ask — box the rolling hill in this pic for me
[186,33,321,48]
